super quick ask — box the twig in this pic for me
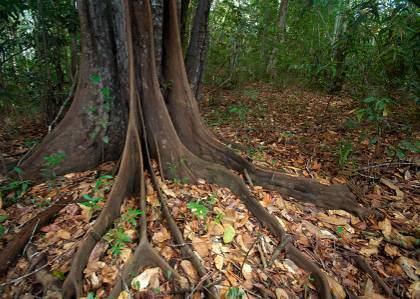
[188,271,214,299]
[268,234,292,267]
[22,219,40,257]
[257,242,267,269]
[241,236,259,272]
[352,254,395,298]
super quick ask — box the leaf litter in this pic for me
[0,85,419,298]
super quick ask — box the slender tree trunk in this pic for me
[267,0,289,78]
[330,1,348,92]
[185,0,211,98]
[180,0,191,50]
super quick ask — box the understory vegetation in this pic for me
[0,0,419,299]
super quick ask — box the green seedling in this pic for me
[187,201,209,219]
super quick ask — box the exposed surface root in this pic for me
[109,191,184,298]
[62,121,141,298]
[25,244,62,298]
[0,195,73,275]
[145,145,219,298]
[160,0,369,219]
[352,254,396,298]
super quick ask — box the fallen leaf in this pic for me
[380,178,404,199]
[223,224,235,244]
[192,236,210,257]
[56,229,71,240]
[242,263,253,280]
[131,267,161,290]
[214,255,224,270]
[397,257,419,280]
[326,274,346,299]
[384,244,400,257]
[275,288,289,299]
[180,260,199,283]
[152,227,170,243]
[317,213,348,226]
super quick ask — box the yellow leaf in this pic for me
[214,255,224,270]
[223,224,235,244]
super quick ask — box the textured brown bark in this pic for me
[185,0,211,98]
[21,0,128,180]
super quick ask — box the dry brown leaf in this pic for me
[152,227,170,243]
[384,244,400,257]
[214,255,224,270]
[409,281,420,299]
[275,288,289,299]
[192,236,210,257]
[131,267,161,290]
[242,263,253,280]
[360,237,382,257]
[180,260,199,283]
[380,178,404,199]
[326,274,346,299]
[208,221,224,236]
[397,257,419,280]
[317,213,348,226]
[56,229,71,240]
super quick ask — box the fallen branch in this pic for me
[0,196,74,275]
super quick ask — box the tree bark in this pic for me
[185,0,211,99]
[21,0,128,180]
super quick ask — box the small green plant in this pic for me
[187,201,209,219]
[336,226,344,236]
[0,167,31,204]
[81,175,113,210]
[214,212,224,224]
[87,292,99,299]
[227,287,245,299]
[121,208,143,226]
[105,227,132,255]
[0,215,8,238]
[228,104,248,122]
[356,96,393,146]
[386,139,420,160]
[337,140,353,167]
[41,151,66,180]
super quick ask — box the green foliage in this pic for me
[41,152,66,180]
[228,104,248,121]
[0,167,31,204]
[227,287,246,299]
[81,175,113,210]
[356,96,393,125]
[0,214,8,238]
[121,208,143,226]
[206,0,419,98]
[337,140,353,167]
[387,139,420,160]
[105,227,131,255]
[187,201,209,219]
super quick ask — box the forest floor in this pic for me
[0,83,419,299]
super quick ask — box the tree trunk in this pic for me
[185,0,211,99]
[180,0,191,50]
[11,1,370,298]
[267,0,288,78]
[21,0,128,180]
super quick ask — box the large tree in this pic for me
[7,0,370,297]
